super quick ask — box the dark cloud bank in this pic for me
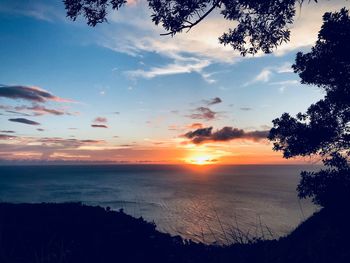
[184,126,269,144]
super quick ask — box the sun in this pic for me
[186,155,215,165]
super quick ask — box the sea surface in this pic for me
[0,165,319,244]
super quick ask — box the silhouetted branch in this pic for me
[160,1,221,36]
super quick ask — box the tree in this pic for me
[269,8,350,208]
[64,0,313,56]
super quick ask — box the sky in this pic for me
[0,0,348,165]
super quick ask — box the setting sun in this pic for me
[186,155,216,165]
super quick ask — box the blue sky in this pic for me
[0,0,348,164]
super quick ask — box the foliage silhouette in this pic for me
[64,0,317,55]
[1,202,350,263]
[269,8,350,208]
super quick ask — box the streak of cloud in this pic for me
[0,85,73,103]
[8,118,40,126]
[91,124,108,128]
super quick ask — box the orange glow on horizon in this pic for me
[185,154,218,165]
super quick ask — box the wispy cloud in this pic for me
[187,107,218,121]
[269,80,299,86]
[276,62,294,73]
[125,59,212,82]
[243,69,272,86]
[93,117,108,123]
[0,130,15,133]
[240,107,253,111]
[203,97,222,106]
[15,104,75,116]
[37,137,105,147]
[269,80,299,93]
[0,0,66,22]
[243,62,300,87]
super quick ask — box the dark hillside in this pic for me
[0,203,349,263]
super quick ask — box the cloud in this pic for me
[240,107,252,111]
[0,135,183,163]
[255,69,272,82]
[244,69,272,86]
[0,134,17,140]
[14,104,73,116]
[93,117,108,123]
[185,127,213,139]
[276,62,294,73]
[91,124,108,128]
[187,107,218,121]
[95,1,344,90]
[0,105,10,110]
[102,7,238,63]
[203,97,222,106]
[3,0,344,65]
[0,85,72,103]
[244,63,299,87]
[8,118,40,125]
[98,4,239,85]
[0,130,15,133]
[100,1,341,66]
[269,80,300,93]
[168,122,204,131]
[0,103,75,116]
[126,0,141,6]
[184,126,269,144]
[269,80,299,86]
[168,125,182,131]
[0,0,65,22]
[188,123,203,129]
[36,137,105,149]
[4,110,32,116]
[125,59,212,82]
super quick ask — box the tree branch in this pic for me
[160,1,221,36]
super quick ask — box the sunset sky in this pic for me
[0,0,347,164]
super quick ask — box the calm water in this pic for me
[0,165,318,244]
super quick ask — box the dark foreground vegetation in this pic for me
[0,202,349,263]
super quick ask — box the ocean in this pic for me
[0,164,318,244]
